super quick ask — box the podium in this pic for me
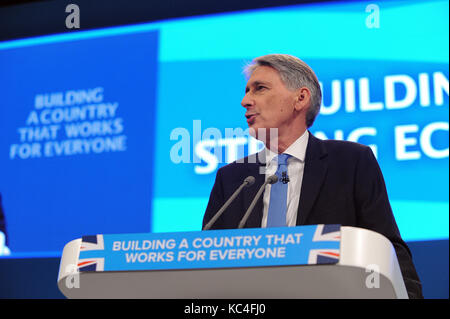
[57,225,408,299]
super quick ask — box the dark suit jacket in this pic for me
[202,132,423,299]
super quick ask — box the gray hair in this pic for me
[244,54,322,128]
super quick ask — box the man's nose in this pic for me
[241,94,254,109]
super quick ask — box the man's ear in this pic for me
[294,87,311,111]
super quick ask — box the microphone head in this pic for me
[267,175,278,184]
[244,176,256,187]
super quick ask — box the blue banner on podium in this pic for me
[77,225,341,272]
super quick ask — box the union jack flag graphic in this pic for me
[312,224,341,242]
[308,249,340,264]
[78,235,105,272]
[308,225,341,264]
[80,235,104,251]
[77,257,105,272]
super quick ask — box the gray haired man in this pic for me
[203,54,423,298]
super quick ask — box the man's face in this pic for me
[241,66,298,140]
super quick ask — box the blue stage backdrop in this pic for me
[0,0,448,261]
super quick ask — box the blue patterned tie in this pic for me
[267,153,291,227]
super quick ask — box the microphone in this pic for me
[238,175,278,229]
[203,176,256,230]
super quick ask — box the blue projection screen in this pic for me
[0,0,448,257]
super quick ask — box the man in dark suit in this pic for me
[202,54,423,298]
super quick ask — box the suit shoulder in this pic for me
[314,138,376,163]
[320,138,371,154]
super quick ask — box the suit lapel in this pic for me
[296,132,328,225]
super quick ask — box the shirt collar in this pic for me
[265,130,309,165]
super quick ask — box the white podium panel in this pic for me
[57,226,408,299]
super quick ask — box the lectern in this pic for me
[57,225,408,299]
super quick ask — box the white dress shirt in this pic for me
[261,130,309,227]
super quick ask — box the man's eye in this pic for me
[256,86,266,91]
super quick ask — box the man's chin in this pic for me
[248,125,262,140]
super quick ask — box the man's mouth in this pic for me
[245,113,258,123]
